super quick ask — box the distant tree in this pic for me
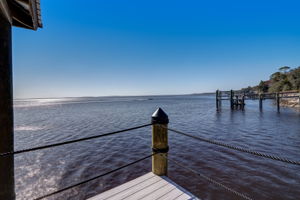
[241,86,253,93]
[258,80,269,93]
[244,66,300,94]
[279,66,290,73]
[282,82,292,91]
[287,67,300,90]
[269,81,283,93]
[270,72,282,81]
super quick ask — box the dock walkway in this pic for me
[88,172,199,200]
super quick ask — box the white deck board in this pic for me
[88,172,199,200]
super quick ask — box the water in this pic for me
[14,95,300,200]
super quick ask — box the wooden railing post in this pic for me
[151,108,169,176]
[0,14,15,200]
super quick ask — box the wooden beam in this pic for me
[0,0,12,24]
[0,14,15,200]
[8,0,34,29]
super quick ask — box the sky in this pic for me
[13,0,300,98]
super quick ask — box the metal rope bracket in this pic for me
[152,146,169,154]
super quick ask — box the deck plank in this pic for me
[88,173,156,200]
[88,172,199,200]
[158,187,184,200]
[123,178,169,199]
[141,181,179,200]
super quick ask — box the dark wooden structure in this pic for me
[0,1,42,199]
[216,90,300,112]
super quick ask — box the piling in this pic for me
[230,90,234,110]
[216,90,219,111]
[0,14,15,200]
[235,95,239,109]
[276,93,280,112]
[259,93,263,110]
[241,95,245,110]
[151,108,169,176]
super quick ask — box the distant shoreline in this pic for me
[13,92,215,101]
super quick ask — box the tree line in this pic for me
[241,66,300,93]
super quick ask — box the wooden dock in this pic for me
[216,89,300,111]
[88,172,199,200]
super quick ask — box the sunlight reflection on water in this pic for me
[14,95,300,200]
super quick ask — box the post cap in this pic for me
[151,108,169,124]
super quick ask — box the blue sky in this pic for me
[13,0,300,98]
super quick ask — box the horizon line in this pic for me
[13,92,215,100]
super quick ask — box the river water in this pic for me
[14,95,300,200]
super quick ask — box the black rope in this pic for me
[34,153,155,200]
[164,126,300,166]
[164,155,253,200]
[0,123,152,157]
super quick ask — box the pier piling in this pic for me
[259,93,263,110]
[276,93,280,112]
[241,95,245,110]
[216,90,220,111]
[230,90,234,110]
[151,108,169,176]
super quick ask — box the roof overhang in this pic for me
[0,0,42,30]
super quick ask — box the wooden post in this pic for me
[216,90,219,111]
[299,91,300,107]
[230,90,234,110]
[235,95,239,109]
[259,93,263,110]
[0,14,15,200]
[276,93,280,112]
[241,95,245,110]
[151,108,169,176]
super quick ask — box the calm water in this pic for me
[14,95,300,200]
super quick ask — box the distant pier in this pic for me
[216,90,300,112]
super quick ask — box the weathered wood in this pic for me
[276,93,280,112]
[151,108,169,176]
[0,0,12,23]
[152,124,168,176]
[216,90,219,111]
[230,90,234,110]
[3,0,43,30]
[241,95,245,110]
[218,89,300,111]
[0,14,15,200]
[278,90,299,94]
[88,172,199,200]
[259,93,263,110]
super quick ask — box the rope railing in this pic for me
[0,123,152,157]
[163,155,253,200]
[34,153,155,200]
[163,125,300,166]
[2,107,298,199]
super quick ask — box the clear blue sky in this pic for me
[13,0,300,98]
